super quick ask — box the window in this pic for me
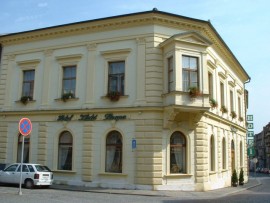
[108,61,125,95]
[182,55,199,92]
[222,137,226,170]
[62,66,76,95]
[240,141,243,166]
[238,96,241,117]
[58,131,73,170]
[105,131,122,173]
[230,90,234,112]
[170,132,186,174]
[22,70,35,97]
[220,82,225,107]
[17,134,30,163]
[208,72,213,99]
[210,135,215,171]
[168,56,174,92]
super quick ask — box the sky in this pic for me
[0,0,269,133]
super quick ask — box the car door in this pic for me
[14,164,30,184]
[0,164,19,183]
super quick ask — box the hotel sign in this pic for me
[57,113,127,121]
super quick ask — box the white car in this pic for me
[0,163,53,189]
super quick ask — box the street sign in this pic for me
[248,147,255,156]
[19,118,32,136]
[132,138,136,150]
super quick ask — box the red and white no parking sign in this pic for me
[18,118,32,136]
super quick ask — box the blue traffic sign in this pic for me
[19,118,32,136]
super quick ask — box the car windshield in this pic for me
[35,165,51,172]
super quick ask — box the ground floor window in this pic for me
[170,131,186,173]
[105,131,122,173]
[17,134,30,163]
[58,131,73,170]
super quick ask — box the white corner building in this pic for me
[0,9,250,191]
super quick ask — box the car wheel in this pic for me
[25,179,34,189]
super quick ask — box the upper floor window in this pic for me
[62,66,76,96]
[108,61,125,95]
[170,132,186,174]
[208,72,213,99]
[58,131,73,170]
[238,96,242,117]
[168,56,174,92]
[106,131,122,173]
[230,90,234,112]
[22,70,35,97]
[220,82,225,107]
[182,55,199,92]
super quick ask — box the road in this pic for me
[0,177,269,203]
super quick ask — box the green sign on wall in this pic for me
[248,147,255,156]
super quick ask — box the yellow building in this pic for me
[0,9,250,191]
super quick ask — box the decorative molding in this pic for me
[44,49,54,57]
[136,37,146,44]
[86,43,97,51]
[7,55,16,61]
[16,59,41,66]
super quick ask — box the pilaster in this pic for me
[37,122,48,165]
[81,122,93,181]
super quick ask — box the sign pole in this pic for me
[18,118,32,196]
[18,136,24,195]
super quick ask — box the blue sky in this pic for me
[1,0,269,133]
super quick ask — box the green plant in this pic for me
[107,91,121,101]
[220,105,228,113]
[20,96,33,105]
[62,92,75,102]
[231,169,238,187]
[188,86,201,98]
[230,111,237,119]
[239,116,244,122]
[239,168,244,185]
[209,98,218,108]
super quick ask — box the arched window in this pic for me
[231,140,235,172]
[240,141,243,167]
[106,131,122,173]
[170,132,186,174]
[58,131,73,170]
[210,135,215,171]
[17,134,30,163]
[222,137,226,170]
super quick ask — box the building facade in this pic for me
[0,10,250,191]
[254,123,270,169]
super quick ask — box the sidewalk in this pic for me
[51,177,261,200]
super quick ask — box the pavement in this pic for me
[50,177,262,200]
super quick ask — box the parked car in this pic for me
[0,163,9,171]
[0,163,53,189]
[263,168,269,174]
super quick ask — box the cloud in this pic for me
[15,14,42,23]
[38,2,48,8]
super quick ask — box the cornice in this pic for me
[0,10,249,81]
[0,12,205,46]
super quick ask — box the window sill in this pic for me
[101,95,129,101]
[52,170,76,174]
[164,174,192,178]
[209,171,217,175]
[98,172,128,177]
[55,97,79,102]
[15,100,36,104]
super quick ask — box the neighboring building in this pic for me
[0,9,250,191]
[254,123,270,169]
